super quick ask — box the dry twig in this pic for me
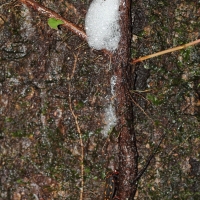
[132,39,200,63]
[68,53,84,200]
[18,0,112,56]
[129,93,155,125]
[18,0,87,40]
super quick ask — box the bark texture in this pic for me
[112,0,138,199]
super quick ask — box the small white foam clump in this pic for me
[102,76,118,136]
[110,75,117,96]
[102,104,117,136]
[85,0,121,51]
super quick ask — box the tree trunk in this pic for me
[113,0,138,199]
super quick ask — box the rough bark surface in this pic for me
[113,0,138,199]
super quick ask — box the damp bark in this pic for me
[112,0,138,199]
[1,0,200,199]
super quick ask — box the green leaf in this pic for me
[48,18,64,30]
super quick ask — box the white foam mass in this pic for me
[102,104,117,136]
[110,75,117,96]
[101,76,118,136]
[85,0,121,51]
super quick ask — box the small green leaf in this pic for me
[48,18,64,30]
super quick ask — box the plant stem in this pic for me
[68,53,84,200]
[132,39,200,63]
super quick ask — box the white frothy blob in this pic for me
[111,75,117,96]
[102,76,118,136]
[85,0,121,51]
[102,104,117,136]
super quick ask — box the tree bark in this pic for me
[113,0,138,199]
[18,0,138,198]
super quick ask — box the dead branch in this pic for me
[112,0,138,198]
[18,0,87,40]
[132,39,200,63]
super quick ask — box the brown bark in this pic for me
[112,0,138,199]
[18,0,138,198]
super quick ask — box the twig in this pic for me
[129,90,151,105]
[69,87,84,200]
[18,0,112,56]
[130,89,152,93]
[70,53,79,80]
[18,0,87,40]
[129,93,154,125]
[131,133,165,184]
[132,39,200,63]
[68,53,84,200]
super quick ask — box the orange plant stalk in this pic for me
[132,39,200,64]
